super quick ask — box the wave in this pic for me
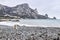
[0,21,60,27]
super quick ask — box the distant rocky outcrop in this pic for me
[0,3,56,19]
[53,17,56,19]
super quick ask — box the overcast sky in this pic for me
[0,0,60,19]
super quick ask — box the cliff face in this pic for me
[0,3,49,19]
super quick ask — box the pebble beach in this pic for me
[0,25,60,40]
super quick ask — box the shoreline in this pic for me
[0,19,60,27]
[0,21,60,27]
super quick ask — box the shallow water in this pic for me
[19,19,60,27]
[0,19,60,27]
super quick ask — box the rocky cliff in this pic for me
[0,3,50,19]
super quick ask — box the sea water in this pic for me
[19,19,60,27]
[0,19,60,27]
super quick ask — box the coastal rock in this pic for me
[0,3,50,19]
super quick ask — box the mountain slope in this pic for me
[0,3,50,19]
